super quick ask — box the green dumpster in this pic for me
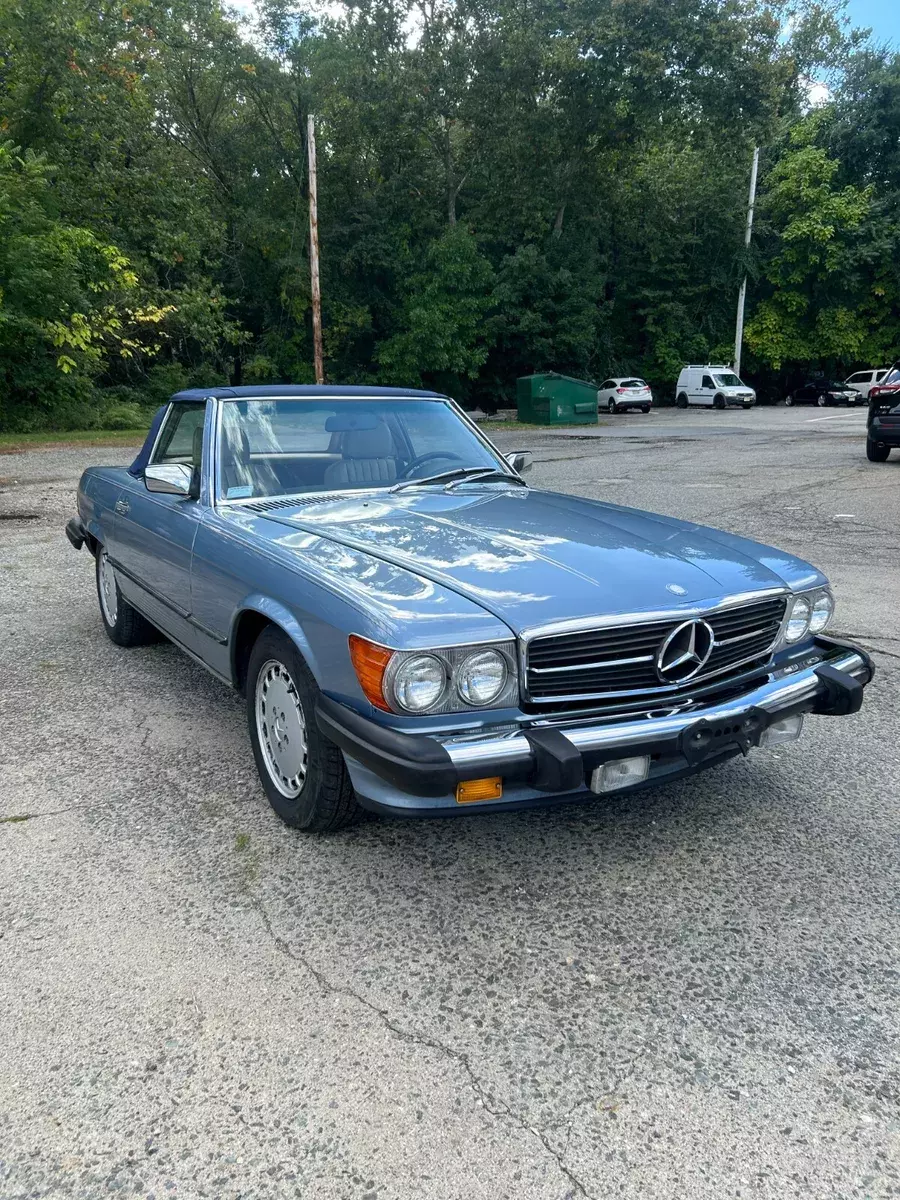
[516,373,599,425]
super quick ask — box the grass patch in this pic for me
[0,428,149,453]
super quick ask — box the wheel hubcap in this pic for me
[98,550,118,625]
[255,660,308,798]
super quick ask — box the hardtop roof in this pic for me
[171,385,448,402]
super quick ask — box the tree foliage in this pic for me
[0,0,895,428]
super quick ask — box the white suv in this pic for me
[843,368,890,400]
[675,365,756,409]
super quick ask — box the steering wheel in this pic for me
[399,450,467,480]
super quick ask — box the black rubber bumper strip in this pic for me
[65,518,86,550]
[316,693,458,798]
[523,727,584,792]
[813,663,865,716]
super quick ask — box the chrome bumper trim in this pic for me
[442,651,866,771]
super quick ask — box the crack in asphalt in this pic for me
[840,632,900,665]
[248,892,597,1200]
[0,802,108,824]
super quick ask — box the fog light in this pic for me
[456,777,503,804]
[590,756,650,794]
[760,714,804,748]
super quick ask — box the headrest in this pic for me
[325,410,379,432]
[222,420,251,467]
[342,423,394,458]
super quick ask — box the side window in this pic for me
[153,403,207,465]
[601,380,614,390]
[849,372,870,384]
[701,375,714,389]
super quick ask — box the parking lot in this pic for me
[1,403,898,1200]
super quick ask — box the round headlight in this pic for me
[784,595,812,643]
[392,655,446,712]
[808,590,834,634]
[457,649,508,706]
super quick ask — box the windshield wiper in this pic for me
[444,469,528,490]
[390,466,523,493]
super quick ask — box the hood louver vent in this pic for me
[242,494,345,514]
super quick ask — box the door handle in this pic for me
[115,498,130,516]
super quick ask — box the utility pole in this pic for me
[733,145,759,379]
[307,113,324,385]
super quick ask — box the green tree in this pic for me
[746,124,874,369]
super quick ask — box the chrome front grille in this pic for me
[524,595,788,705]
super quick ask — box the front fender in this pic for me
[229,594,324,685]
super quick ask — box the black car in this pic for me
[866,365,900,462]
[785,380,864,407]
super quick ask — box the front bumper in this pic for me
[316,638,873,816]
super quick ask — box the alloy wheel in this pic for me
[98,550,119,625]
[255,659,309,798]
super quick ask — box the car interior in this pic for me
[215,405,479,498]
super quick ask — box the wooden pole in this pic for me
[307,113,324,385]
[733,145,759,378]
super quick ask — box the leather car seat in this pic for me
[323,422,398,487]
[221,421,253,495]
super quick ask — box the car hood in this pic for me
[236,487,823,635]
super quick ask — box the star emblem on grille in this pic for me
[656,619,715,683]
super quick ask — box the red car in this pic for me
[866,363,900,462]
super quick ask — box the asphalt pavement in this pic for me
[1,404,899,1200]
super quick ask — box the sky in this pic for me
[846,0,900,46]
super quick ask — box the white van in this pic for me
[675,365,756,409]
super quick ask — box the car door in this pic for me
[110,400,209,649]
[599,380,614,405]
[847,371,872,398]
[795,384,815,404]
[694,373,715,406]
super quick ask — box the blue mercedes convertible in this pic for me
[66,385,872,831]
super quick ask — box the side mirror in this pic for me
[505,451,533,475]
[145,463,193,496]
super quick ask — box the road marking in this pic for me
[806,414,857,423]
[833,514,857,519]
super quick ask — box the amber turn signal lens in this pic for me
[455,777,503,804]
[348,635,394,711]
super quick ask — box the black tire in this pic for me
[866,438,891,463]
[607,398,617,414]
[246,626,359,832]
[641,405,651,414]
[784,395,794,406]
[95,546,158,647]
[713,394,726,410]
[676,393,688,409]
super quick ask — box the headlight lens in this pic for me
[457,649,508,705]
[808,590,834,634]
[784,595,811,642]
[392,654,446,712]
[350,636,518,714]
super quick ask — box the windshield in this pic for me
[713,373,743,388]
[620,379,646,388]
[217,397,504,500]
[881,369,900,386]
